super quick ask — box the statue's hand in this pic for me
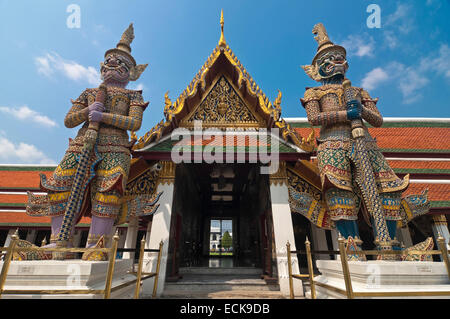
[346,99,362,110]
[346,100,362,120]
[88,101,105,113]
[89,110,103,122]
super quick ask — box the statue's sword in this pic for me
[54,84,107,257]
[342,79,394,258]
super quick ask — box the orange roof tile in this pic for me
[368,127,450,151]
[404,183,450,202]
[293,127,450,152]
[0,212,91,226]
[0,194,28,204]
[387,160,450,170]
[0,170,53,188]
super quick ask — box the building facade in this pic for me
[0,30,448,296]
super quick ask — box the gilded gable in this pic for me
[181,75,262,127]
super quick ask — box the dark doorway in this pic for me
[135,230,146,262]
[0,230,8,247]
[35,230,51,246]
[170,163,268,271]
[291,213,313,272]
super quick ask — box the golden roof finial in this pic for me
[218,9,226,47]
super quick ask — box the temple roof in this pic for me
[133,18,315,153]
[134,130,308,162]
[290,117,450,156]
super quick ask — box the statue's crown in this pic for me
[313,23,333,52]
[311,23,346,65]
[103,23,148,81]
[105,23,137,66]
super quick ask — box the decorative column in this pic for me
[123,216,138,260]
[397,226,413,248]
[72,229,82,248]
[330,229,340,261]
[311,226,330,260]
[25,229,37,245]
[269,162,303,296]
[141,161,175,297]
[117,228,127,258]
[431,214,450,260]
[4,229,17,247]
[108,226,117,248]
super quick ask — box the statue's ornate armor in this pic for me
[301,85,408,222]
[30,87,148,222]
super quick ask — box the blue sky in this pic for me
[0,0,449,164]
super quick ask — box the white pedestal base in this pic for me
[0,259,136,299]
[308,260,450,299]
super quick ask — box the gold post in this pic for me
[437,233,450,280]
[338,234,354,299]
[134,236,146,299]
[0,229,19,298]
[41,237,47,247]
[104,230,120,299]
[152,240,164,298]
[286,241,294,299]
[305,237,316,299]
[218,9,226,47]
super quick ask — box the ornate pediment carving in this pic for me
[181,75,262,127]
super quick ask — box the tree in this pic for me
[221,231,232,250]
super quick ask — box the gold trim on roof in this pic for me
[134,38,314,152]
[180,74,264,128]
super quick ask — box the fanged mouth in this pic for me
[331,62,346,72]
[103,65,126,75]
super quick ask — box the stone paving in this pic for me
[147,268,292,299]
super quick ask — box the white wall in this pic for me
[270,183,303,297]
[141,182,174,297]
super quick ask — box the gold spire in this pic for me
[105,23,137,66]
[310,23,346,65]
[218,9,226,47]
[117,23,135,54]
[312,23,332,52]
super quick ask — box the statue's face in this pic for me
[317,50,348,79]
[101,53,133,83]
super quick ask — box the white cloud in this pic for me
[361,68,389,90]
[420,44,450,79]
[393,44,450,104]
[382,4,416,50]
[398,67,429,104]
[341,34,375,57]
[382,61,429,104]
[0,105,57,128]
[35,52,101,86]
[361,43,450,104]
[35,56,52,76]
[385,4,415,35]
[395,44,450,103]
[383,31,398,49]
[363,61,429,104]
[0,136,56,164]
[130,83,146,91]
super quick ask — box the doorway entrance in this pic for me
[209,219,233,256]
[208,218,234,267]
[167,163,273,275]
